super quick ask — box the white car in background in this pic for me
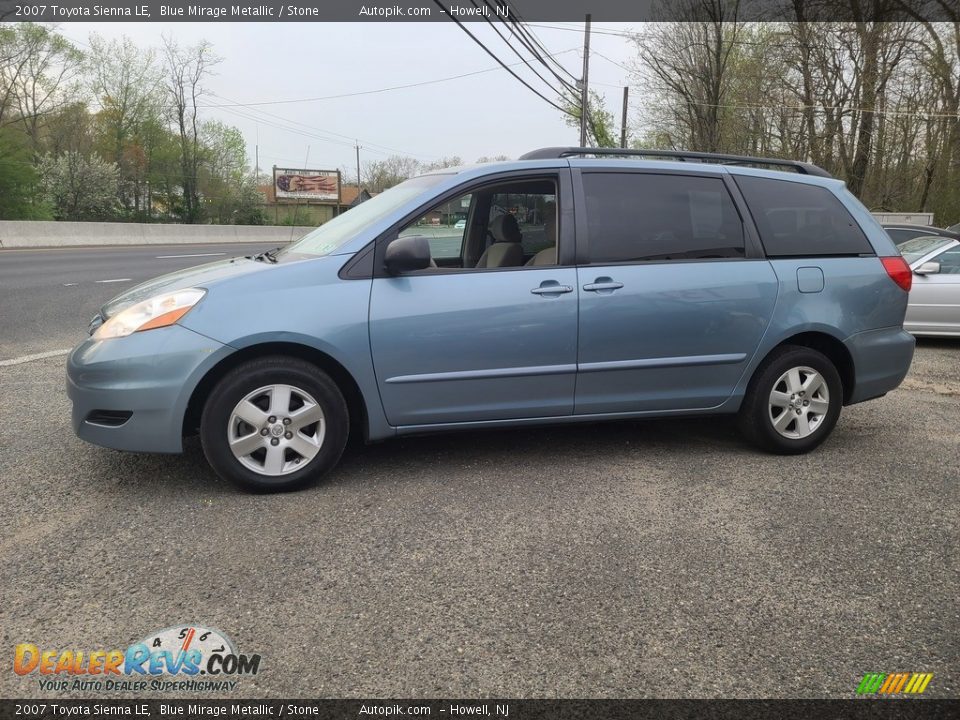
[900,235,960,337]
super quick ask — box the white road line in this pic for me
[0,348,72,367]
[95,278,132,283]
[63,282,78,286]
[155,252,226,259]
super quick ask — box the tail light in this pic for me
[881,256,912,292]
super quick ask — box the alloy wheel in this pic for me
[767,366,830,440]
[227,384,326,476]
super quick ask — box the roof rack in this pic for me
[519,147,833,178]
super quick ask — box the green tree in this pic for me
[139,116,185,221]
[87,35,160,164]
[231,180,267,225]
[198,120,252,223]
[41,101,96,157]
[0,126,49,219]
[87,34,163,216]
[560,90,618,147]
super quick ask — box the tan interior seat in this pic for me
[475,214,523,268]
[526,247,556,266]
[525,206,557,266]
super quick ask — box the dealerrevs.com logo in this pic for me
[13,625,261,693]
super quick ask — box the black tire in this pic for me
[200,356,349,492]
[737,345,843,455]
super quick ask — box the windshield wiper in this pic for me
[248,246,282,263]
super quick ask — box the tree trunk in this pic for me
[848,21,879,197]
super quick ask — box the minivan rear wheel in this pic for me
[200,357,349,492]
[738,345,842,454]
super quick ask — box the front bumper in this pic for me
[66,324,232,453]
[844,326,915,405]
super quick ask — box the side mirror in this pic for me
[915,261,940,276]
[384,235,432,275]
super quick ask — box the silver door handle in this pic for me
[583,281,624,292]
[530,284,573,295]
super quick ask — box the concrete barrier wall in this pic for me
[0,221,316,248]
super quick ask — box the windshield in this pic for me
[280,174,449,258]
[899,236,953,264]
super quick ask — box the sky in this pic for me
[55,21,639,182]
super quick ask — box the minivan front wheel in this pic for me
[200,357,349,492]
[738,345,842,454]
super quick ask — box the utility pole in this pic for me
[579,13,591,148]
[620,86,629,149]
[355,142,362,190]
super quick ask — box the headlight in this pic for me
[93,288,206,340]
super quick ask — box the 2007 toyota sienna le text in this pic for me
[67,148,916,492]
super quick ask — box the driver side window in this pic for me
[398,193,472,261]
[396,177,558,271]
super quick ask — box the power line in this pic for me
[430,0,573,116]
[202,45,574,160]
[196,48,578,109]
[505,3,580,83]
[59,26,575,115]
[58,28,423,160]
[593,50,633,74]
[207,91,426,160]
[478,0,579,94]
[210,102,379,159]
[510,26,579,85]
[526,22,638,39]
[58,25,584,161]
[472,0,576,96]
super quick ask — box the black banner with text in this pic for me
[2,699,960,720]
[0,0,956,23]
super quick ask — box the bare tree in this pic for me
[625,3,960,223]
[88,35,161,165]
[161,35,219,223]
[0,24,83,151]
[634,0,746,152]
[362,155,422,192]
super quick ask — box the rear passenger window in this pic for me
[735,175,873,257]
[582,173,745,263]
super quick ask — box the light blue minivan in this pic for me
[67,148,916,491]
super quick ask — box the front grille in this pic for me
[85,410,132,427]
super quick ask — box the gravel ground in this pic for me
[0,340,957,699]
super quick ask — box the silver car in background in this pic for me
[900,235,960,337]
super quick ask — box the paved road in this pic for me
[0,242,279,360]
[0,244,957,699]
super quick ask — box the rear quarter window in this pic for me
[734,175,873,257]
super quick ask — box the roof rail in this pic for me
[519,147,833,178]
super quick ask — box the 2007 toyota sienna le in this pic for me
[67,147,916,492]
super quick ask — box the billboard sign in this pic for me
[273,168,340,201]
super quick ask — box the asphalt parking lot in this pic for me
[0,246,957,699]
